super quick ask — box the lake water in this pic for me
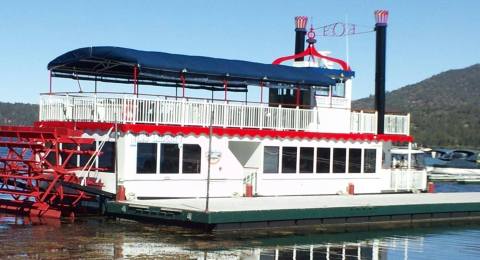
[0,182,479,259]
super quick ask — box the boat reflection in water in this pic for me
[0,213,479,259]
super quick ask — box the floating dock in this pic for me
[105,192,480,231]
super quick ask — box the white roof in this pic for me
[391,148,424,155]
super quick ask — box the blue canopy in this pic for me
[48,46,354,89]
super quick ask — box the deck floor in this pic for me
[124,192,480,212]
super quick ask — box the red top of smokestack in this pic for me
[295,16,308,31]
[374,10,389,25]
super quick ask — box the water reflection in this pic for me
[0,213,479,259]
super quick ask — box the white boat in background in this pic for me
[426,149,480,176]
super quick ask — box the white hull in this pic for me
[429,167,480,175]
[77,132,427,199]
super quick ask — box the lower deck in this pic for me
[106,192,480,231]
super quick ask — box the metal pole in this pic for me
[260,81,263,104]
[205,91,214,212]
[49,70,52,94]
[223,79,228,101]
[114,118,119,195]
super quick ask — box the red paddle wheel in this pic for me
[0,125,104,218]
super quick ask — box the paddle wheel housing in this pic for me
[0,125,105,218]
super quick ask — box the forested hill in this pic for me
[353,64,480,148]
[0,102,38,126]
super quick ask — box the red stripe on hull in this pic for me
[35,121,414,143]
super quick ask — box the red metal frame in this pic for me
[180,74,186,98]
[272,28,351,71]
[133,65,138,95]
[224,79,228,101]
[0,126,103,218]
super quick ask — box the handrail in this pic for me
[41,91,315,109]
[39,93,411,135]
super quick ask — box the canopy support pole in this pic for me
[133,65,138,96]
[49,71,52,94]
[223,79,228,102]
[245,89,248,105]
[180,74,186,98]
[296,86,300,106]
[94,76,97,93]
[260,81,264,104]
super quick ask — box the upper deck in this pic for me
[42,46,410,137]
[39,92,410,135]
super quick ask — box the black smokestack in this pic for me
[294,16,308,61]
[374,10,388,134]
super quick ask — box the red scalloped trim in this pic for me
[34,121,414,143]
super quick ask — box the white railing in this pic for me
[40,94,316,131]
[391,169,427,191]
[351,111,410,135]
[39,93,410,135]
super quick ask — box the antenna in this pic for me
[345,15,350,65]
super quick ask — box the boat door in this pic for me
[228,141,261,196]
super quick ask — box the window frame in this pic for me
[136,142,158,174]
[332,148,347,173]
[281,146,298,174]
[263,146,280,174]
[182,144,202,174]
[348,148,362,174]
[160,143,180,174]
[332,82,345,98]
[364,148,377,173]
[299,147,314,174]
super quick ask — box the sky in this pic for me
[0,1,479,103]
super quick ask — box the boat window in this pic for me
[316,148,330,173]
[315,86,330,96]
[79,143,96,168]
[137,143,157,174]
[299,147,314,173]
[182,144,201,174]
[348,148,362,173]
[160,144,180,174]
[263,146,279,173]
[412,153,426,169]
[333,148,346,173]
[332,82,345,97]
[99,141,116,172]
[364,149,376,173]
[282,147,297,173]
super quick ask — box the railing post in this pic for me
[181,98,185,127]
[133,97,137,124]
[203,99,208,127]
[122,96,126,124]
[295,106,299,131]
[277,105,282,130]
[223,101,228,128]
[93,95,97,122]
[240,105,245,129]
[359,110,364,133]
[39,96,43,121]
[406,113,410,135]
[259,107,264,130]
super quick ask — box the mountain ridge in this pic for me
[353,63,480,148]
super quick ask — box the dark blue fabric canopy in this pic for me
[48,46,354,88]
